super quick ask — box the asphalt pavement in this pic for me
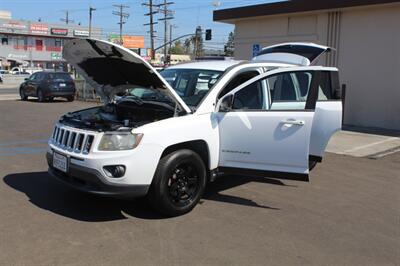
[0,99,399,265]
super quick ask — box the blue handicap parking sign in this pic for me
[252,44,261,57]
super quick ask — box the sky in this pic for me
[1,0,280,49]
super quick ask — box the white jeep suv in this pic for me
[47,39,342,216]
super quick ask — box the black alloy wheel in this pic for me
[167,163,201,207]
[148,149,207,216]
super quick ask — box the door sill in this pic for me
[217,167,309,182]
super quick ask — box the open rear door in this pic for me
[252,43,333,66]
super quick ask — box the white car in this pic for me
[46,39,342,216]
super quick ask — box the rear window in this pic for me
[48,73,72,81]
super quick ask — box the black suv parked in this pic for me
[20,72,75,102]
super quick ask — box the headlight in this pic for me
[98,132,143,151]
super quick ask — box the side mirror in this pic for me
[24,78,28,81]
[217,94,233,112]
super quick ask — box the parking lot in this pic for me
[0,97,399,265]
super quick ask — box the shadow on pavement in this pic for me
[203,175,289,210]
[23,98,70,103]
[3,171,283,221]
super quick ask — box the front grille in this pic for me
[51,125,95,154]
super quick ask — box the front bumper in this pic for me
[46,152,149,198]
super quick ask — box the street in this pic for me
[0,98,399,265]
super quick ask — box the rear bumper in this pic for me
[44,90,75,97]
[46,152,149,198]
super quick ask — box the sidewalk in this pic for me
[326,130,400,158]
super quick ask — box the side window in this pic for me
[268,71,313,110]
[232,80,265,110]
[36,73,44,81]
[29,73,37,80]
[218,70,261,99]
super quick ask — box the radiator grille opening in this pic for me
[69,132,76,149]
[83,135,94,153]
[76,134,85,151]
[58,129,64,144]
[63,131,70,146]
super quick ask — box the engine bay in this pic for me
[60,99,176,131]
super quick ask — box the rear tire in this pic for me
[37,89,45,102]
[147,149,207,216]
[66,96,74,102]
[19,88,27,101]
[309,161,318,171]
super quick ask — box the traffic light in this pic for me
[205,29,212,41]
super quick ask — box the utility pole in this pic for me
[194,26,202,58]
[60,10,74,24]
[113,4,130,45]
[158,0,174,65]
[89,7,96,38]
[169,24,177,61]
[143,0,158,61]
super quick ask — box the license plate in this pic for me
[53,152,68,173]
[59,83,66,87]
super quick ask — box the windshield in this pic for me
[160,68,223,107]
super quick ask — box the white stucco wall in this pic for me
[338,5,400,130]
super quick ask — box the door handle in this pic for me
[281,119,305,126]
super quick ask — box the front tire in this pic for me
[20,88,27,101]
[148,149,207,216]
[37,89,45,102]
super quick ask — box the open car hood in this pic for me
[63,38,191,113]
[252,42,333,66]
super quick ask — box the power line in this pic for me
[112,4,130,44]
[60,10,74,24]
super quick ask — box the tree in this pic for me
[184,37,194,54]
[224,31,234,57]
[169,40,185,55]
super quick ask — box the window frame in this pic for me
[218,68,339,113]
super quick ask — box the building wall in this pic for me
[338,5,400,130]
[232,4,400,130]
[234,13,329,61]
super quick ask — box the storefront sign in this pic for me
[109,34,145,49]
[109,34,122,45]
[51,28,68,36]
[7,53,28,59]
[51,52,62,60]
[30,23,49,35]
[73,30,89,37]
[2,21,26,30]
[122,36,145,49]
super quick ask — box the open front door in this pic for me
[217,67,324,181]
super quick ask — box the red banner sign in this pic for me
[51,28,68,36]
[30,23,48,34]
